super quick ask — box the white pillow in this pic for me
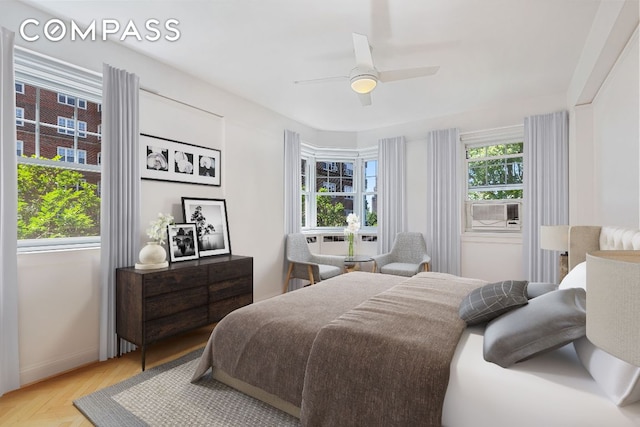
[574,337,640,406]
[559,261,587,290]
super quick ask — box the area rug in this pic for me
[73,348,301,426]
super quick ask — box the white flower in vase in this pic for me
[344,213,361,257]
[146,212,174,244]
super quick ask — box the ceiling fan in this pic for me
[294,33,440,106]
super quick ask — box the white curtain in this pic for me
[99,64,140,360]
[523,111,569,282]
[283,129,303,291]
[377,136,406,253]
[0,27,20,397]
[425,128,461,275]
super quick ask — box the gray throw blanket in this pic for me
[300,273,485,427]
[191,272,408,406]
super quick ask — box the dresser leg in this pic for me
[141,345,146,371]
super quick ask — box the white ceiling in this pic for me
[21,0,602,132]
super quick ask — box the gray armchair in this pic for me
[283,233,346,293]
[372,232,431,277]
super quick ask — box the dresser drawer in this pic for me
[145,286,208,321]
[145,305,209,342]
[208,257,252,282]
[209,294,253,323]
[143,267,207,297]
[209,275,252,301]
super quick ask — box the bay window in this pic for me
[301,146,377,231]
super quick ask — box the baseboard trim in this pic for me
[20,346,98,387]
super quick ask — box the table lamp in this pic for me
[540,225,569,282]
[586,251,640,366]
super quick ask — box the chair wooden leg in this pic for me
[283,263,294,293]
[307,265,315,285]
[424,263,430,272]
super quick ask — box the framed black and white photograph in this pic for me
[167,223,200,262]
[140,133,221,186]
[181,197,231,257]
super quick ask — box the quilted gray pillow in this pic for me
[483,288,587,368]
[458,280,529,325]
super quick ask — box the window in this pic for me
[461,126,524,233]
[466,141,523,200]
[17,140,23,156]
[15,48,102,248]
[363,159,378,226]
[301,158,308,228]
[57,117,87,138]
[58,93,87,109]
[15,82,24,94]
[16,107,24,126]
[57,147,87,164]
[301,146,377,230]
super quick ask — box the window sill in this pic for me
[18,237,100,254]
[461,231,522,244]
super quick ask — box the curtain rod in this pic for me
[140,86,224,119]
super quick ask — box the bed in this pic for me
[191,226,640,426]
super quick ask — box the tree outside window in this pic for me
[16,81,102,242]
[466,142,523,200]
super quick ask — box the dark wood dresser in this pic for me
[116,255,253,370]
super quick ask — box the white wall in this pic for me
[592,30,639,227]
[17,249,101,385]
[568,1,639,227]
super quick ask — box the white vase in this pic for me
[135,241,168,269]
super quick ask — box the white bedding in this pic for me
[443,326,640,427]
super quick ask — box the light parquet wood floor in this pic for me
[0,325,214,427]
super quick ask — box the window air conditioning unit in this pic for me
[471,202,521,231]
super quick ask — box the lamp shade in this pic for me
[540,225,569,252]
[586,251,640,367]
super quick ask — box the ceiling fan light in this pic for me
[350,76,377,94]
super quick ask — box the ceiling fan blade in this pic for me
[294,75,348,85]
[378,66,440,82]
[358,92,372,106]
[352,33,375,69]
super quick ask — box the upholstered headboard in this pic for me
[568,226,640,270]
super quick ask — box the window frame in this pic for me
[301,145,377,233]
[15,47,103,252]
[57,146,88,164]
[16,107,24,126]
[58,93,87,109]
[465,141,524,200]
[57,117,87,138]
[460,125,524,234]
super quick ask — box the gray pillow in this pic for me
[458,280,529,325]
[526,282,559,299]
[483,288,587,368]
